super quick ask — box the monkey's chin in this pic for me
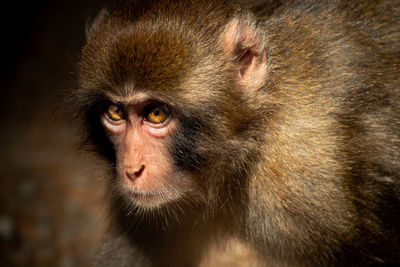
[125,188,181,209]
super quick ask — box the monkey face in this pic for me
[98,92,197,209]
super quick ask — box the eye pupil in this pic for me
[145,104,170,124]
[105,104,124,121]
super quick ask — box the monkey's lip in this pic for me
[126,188,176,207]
[128,190,160,200]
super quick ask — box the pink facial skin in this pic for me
[100,95,192,208]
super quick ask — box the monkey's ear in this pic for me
[85,9,109,38]
[222,19,267,91]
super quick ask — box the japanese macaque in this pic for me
[73,0,400,265]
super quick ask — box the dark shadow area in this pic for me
[0,1,112,266]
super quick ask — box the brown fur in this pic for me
[73,0,400,266]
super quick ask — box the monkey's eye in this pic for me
[105,104,125,121]
[144,104,170,124]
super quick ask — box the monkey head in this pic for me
[75,0,268,211]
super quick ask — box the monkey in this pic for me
[71,0,400,266]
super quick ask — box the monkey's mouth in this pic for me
[129,190,160,200]
[126,188,179,207]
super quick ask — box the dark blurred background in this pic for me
[0,1,112,266]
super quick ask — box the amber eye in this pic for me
[105,104,125,121]
[144,104,170,124]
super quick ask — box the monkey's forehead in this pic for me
[80,17,235,98]
[80,34,230,102]
[81,23,192,92]
[113,28,194,86]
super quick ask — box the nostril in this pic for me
[134,165,145,177]
[126,165,145,181]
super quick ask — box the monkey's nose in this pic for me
[126,165,145,181]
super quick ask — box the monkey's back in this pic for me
[251,0,400,264]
